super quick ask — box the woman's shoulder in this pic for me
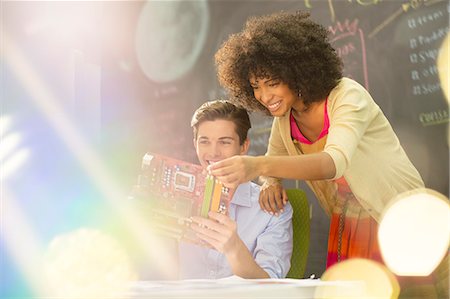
[332,77,367,95]
[328,77,375,109]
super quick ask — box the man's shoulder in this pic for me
[247,181,262,204]
[248,181,261,192]
[235,181,260,195]
[236,182,293,219]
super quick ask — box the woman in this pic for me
[209,10,443,298]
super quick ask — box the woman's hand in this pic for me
[190,211,243,256]
[207,155,259,189]
[259,182,288,216]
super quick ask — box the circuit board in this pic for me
[129,152,231,241]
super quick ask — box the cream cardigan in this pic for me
[266,77,424,222]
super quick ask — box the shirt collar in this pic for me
[230,182,253,207]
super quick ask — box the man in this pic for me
[178,100,293,279]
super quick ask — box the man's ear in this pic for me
[240,138,250,155]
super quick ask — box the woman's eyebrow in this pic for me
[250,77,278,85]
[264,77,279,83]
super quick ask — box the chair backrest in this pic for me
[286,188,310,279]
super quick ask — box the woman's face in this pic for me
[249,75,298,117]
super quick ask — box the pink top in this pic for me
[290,99,329,145]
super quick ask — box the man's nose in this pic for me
[210,143,221,157]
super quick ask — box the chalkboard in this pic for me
[100,0,449,277]
[240,0,450,197]
[105,0,449,194]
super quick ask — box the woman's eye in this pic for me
[269,82,279,87]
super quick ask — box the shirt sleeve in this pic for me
[324,81,376,179]
[253,202,294,278]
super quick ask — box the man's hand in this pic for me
[259,182,288,216]
[190,211,270,279]
[190,211,243,255]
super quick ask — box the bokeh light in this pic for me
[378,188,450,276]
[315,258,400,299]
[43,228,137,298]
[437,33,449,103]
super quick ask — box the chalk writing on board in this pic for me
[408,11,448,100]
[329,19,369,90]
[419,109,450,126]
[368,0,445,38]
[305,0,382,22]
[409,23,448,97]
[391,0,450,127]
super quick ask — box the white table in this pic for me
[126,277,366,298]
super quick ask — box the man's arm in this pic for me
[252,201,293,278]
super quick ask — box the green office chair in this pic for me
[286,188,310,279]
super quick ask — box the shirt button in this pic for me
[209,270,215,277]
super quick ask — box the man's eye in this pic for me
[199,140,209,145]
[269,82,279,87]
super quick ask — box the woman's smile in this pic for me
[266,100,282,112]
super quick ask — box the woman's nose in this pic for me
[259,88,273,103]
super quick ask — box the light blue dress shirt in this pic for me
[178,181,293,279]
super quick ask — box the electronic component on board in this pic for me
[129,152,232,241]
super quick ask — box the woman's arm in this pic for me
[208,152,336,189]
[259,152,336,180]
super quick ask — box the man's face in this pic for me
[194,119,249,169]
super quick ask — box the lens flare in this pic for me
[437,33,449,103]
